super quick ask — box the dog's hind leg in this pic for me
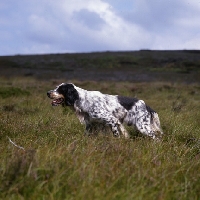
[135,114,156,139]
[151,112,163,136]
[119,124,129,138]
[105,116,129,138]
[135,124,156,139]
[135,113,163,139]
[102,117,120,137]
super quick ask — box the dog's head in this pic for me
[47,83,79,106]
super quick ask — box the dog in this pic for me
[47,83,163,139]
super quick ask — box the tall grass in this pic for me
[0,77,200,199]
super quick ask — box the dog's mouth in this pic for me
[51,98,64,106]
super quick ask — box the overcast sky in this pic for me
[1,0,200,55]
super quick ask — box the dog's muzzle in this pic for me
[47,90,64,106]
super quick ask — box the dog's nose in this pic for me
[47,91,51,97]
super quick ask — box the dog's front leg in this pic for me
[84,121,92,136]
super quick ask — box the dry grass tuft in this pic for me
[0,77,200,199]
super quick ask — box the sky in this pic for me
[0,0,200,55]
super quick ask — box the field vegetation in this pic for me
[1,50,200,82]
[0,51,200,199]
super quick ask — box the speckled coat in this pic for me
[47,83,163,139]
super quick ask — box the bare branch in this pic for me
[7,136,25,151]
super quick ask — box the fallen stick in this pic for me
[7,136,25,151]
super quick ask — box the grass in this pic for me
[0,87,30,99]
[0,77,200,200]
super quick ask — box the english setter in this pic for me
[47,83,163,139]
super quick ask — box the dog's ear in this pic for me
[63,84,79,106]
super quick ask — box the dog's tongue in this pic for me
[51,100,57,106]
[51,98,63,106]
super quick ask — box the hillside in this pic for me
[0,50,200,83]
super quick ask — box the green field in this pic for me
[0,78,199,200]
[0,51,200,199]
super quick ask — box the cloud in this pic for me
[27,15,65,45]
[73,9,106,30]
[114,0,200,49]
[0,0,200,55]
[23,0,150,53]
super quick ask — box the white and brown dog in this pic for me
[47,83,163,139]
